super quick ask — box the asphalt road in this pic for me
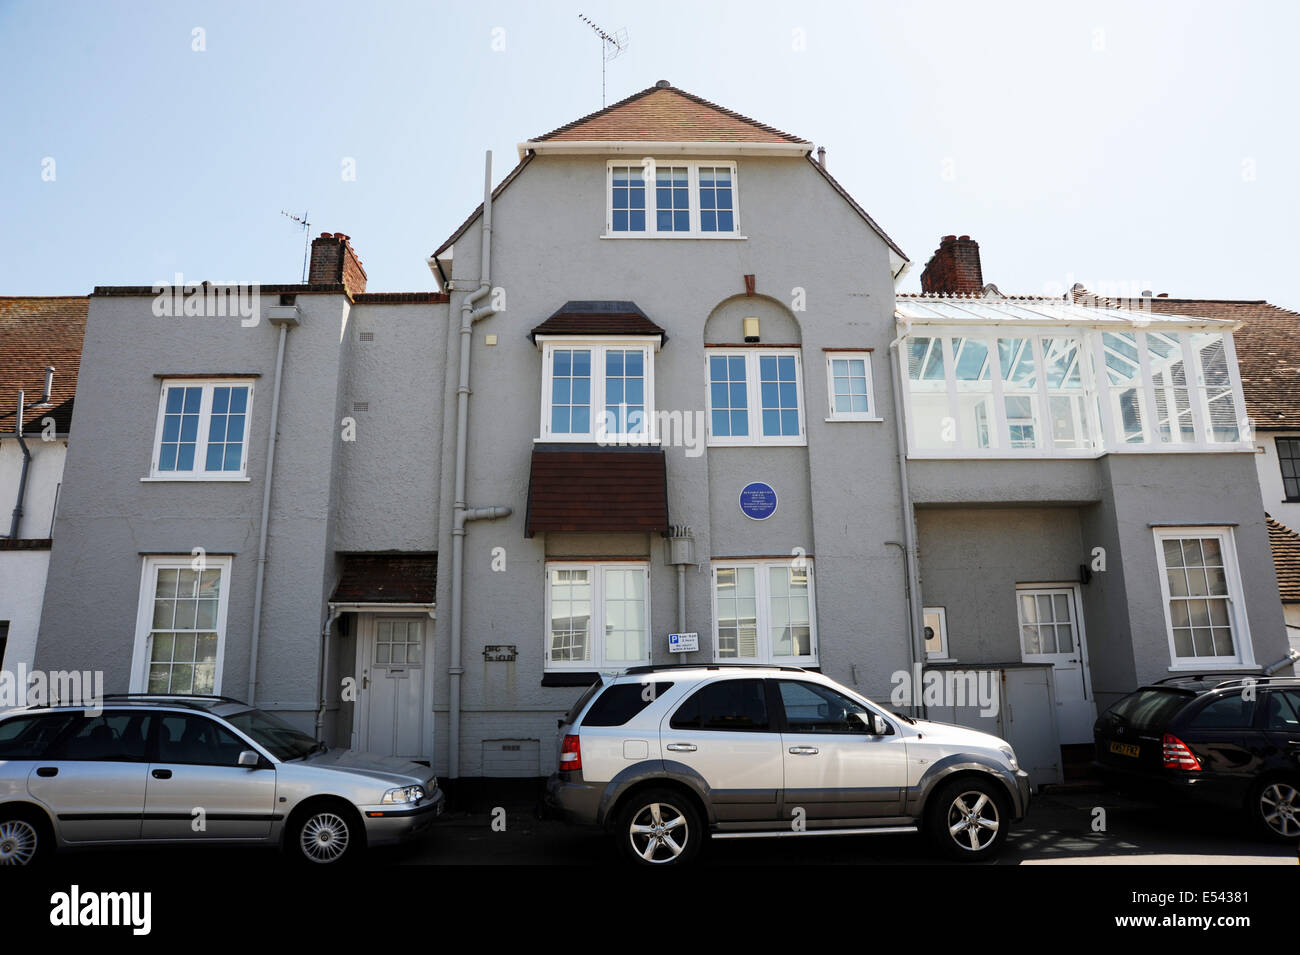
[44,787,1294,868]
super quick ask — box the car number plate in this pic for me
[1109,741,1140,758]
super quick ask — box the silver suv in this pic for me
[545,665,1031,864]
[0,695,444,865]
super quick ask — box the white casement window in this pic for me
[1153,527,1254,669]
[545,563,651,671]
[923,607,950,659]
[901,326,1248,458]
[711,560,818,665]
[149,379,254,479]
[706,350,806,446]
[131,555,232,694]
[605,160,740,237]
[824,351,879,421]
[538,340,657,442]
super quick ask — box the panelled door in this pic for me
[1017,584,1095,744]
[355,615,429,759]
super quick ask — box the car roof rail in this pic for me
[97,693,245,711]
[622,663,807,675]
[1211,676,1300,691]
[1152,673,1260,685]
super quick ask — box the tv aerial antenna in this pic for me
[280,209,311,282]
[578,13,627,107]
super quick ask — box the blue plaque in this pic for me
[739,482,778,520]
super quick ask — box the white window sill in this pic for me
[825,416,884,423]
[707,438,807,448]
[601,233,747,241]
[534,436,661,446]
[141,475,252,483]
[1165,662,1255,672]
[925,656,958,663]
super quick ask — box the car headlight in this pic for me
[381,785,426,805]
[999,746,1019,771]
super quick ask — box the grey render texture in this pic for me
[32,89,1291,780]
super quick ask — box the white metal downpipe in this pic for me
[448,151,512,779]
[247,318,293,706]
[888,321,927,717]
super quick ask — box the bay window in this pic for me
[539,339,656,442]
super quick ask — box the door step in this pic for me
[712,825,918,839]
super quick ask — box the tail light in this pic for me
[560,734,582,773]
[1162,734,1202,771]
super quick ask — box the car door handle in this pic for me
[665,743,697,752]
[152,769,173,780]
[788,746,820,755]
[36,766,58,777]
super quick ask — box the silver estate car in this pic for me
[546,664,1031,864]
[0,695,444,865]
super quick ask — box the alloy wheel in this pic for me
[628,801,689,864]
[0,820,39,866]
[946,790,1001,852]
[1258,782,1300,839]
[299,811,351,863]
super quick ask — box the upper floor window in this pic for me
[539,340,656,442]
[824,351,878,421]
[150,379,253,479]
[606,161,739,238]
[1277,438,1300,502]
[901,327,1247,458]
[706,349,805,446]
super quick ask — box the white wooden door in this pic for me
[1016,585,1095,745]
[356,615,428,758]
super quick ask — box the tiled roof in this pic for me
[332,553,438,604]
[530,301,666,342]
[531,83,809,145]
[0,296,88,435]
[1267,516,1300,602]
[1074,290,1300,429]
[526,446,668,537]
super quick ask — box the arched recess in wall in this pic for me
[703,294,802,346]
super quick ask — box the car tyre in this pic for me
[926,777,1010,861]
[0,808,50,866]
[1250,778,1300,843]
[615,788,703,866]
[289,802,362,865]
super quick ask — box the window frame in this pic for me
[923,606,951,660]
[130,554,233,694]
[824,351,880,422]
[603,160,743,239]
[705,349,808,447]
[709,559,818,666]
[537,338,659,443]
[1152,526,1255,670]
[544,561,652,673]
[1277,437,1300,502]
[148,378,255,481]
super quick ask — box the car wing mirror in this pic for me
[852,712,893,736]
[238,749,261,768]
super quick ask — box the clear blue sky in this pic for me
[2,0,1296,306]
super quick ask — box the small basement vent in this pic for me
[358,331,375,342]
[352,401,369,413]
[481,739,540,777]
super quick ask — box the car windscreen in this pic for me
[581,682,674,727]
[223,708,318,760]
[1103,688,1193,734]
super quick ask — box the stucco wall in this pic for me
[0,549,51,677]
[0,438,67,539]
[430,152,911,774]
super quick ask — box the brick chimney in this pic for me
[308,232,367,296]
[920,234,983,295]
